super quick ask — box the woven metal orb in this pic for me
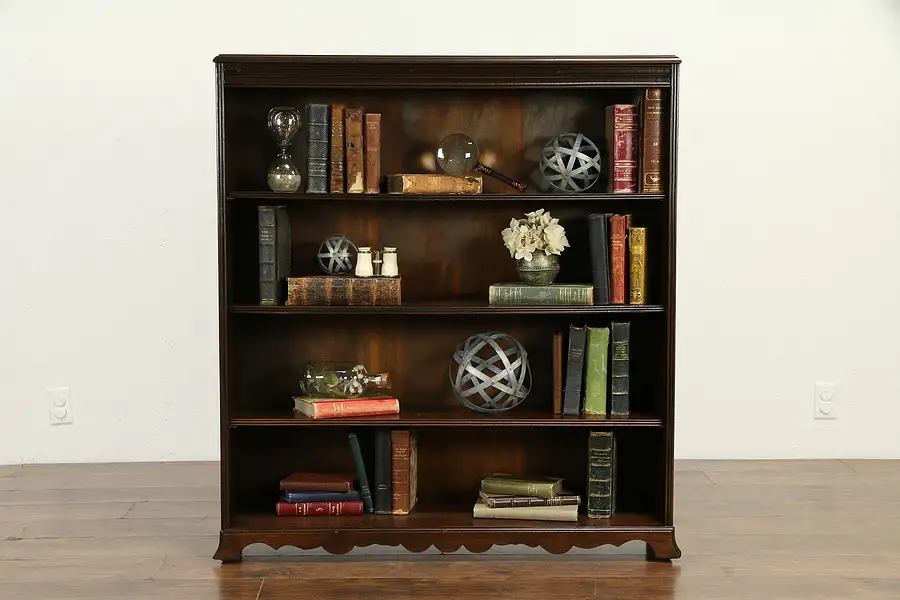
[317,235,358,275]
[539,133,602,192]
[449,332,531,413]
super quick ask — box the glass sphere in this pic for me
[436,133,479,176]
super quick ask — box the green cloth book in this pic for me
[488,283,594,306]
[583,326,610,415]
[480,473,563,498]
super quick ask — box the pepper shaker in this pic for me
[382,247,399,277]
[355,247,374,277]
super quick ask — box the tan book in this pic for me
[385,174,482,194]
[472,499,578,522]
[287,276,401,306]
[391,430,418,514]
[344,108,365,193]
[364,113,381,193]
[330,104,345,193]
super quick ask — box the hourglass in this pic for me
[266,107,302,192]
[436,133,527,192]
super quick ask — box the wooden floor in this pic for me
[1,460,898,599]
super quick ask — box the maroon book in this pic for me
[605,104,638,193]
[609,215,629,304]
[276,500,364,516]
[279,471,355,492]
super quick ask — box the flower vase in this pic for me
[516,253,560,286]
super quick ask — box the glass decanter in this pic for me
[300,361,391,399]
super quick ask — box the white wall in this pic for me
[1,0,898,464]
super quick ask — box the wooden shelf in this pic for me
[227,191,666,203]
[230,407,663,428]
[229,302,665,316]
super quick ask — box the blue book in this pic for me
[280,490,361,503]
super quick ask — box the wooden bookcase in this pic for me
[212,55,681,562]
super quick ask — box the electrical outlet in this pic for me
[47,387,73,425]
[814,382,837,420]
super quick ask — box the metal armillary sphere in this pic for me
[539,133,602,192]
[317,235,358,275]
[449,332,531,413]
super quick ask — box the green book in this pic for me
[488,283,594,306]
[583,326,610,415]
[480,473,563,499]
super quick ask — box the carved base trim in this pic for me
[646,530,681,561]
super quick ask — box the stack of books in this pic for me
[275,471,364,516]
[292,394,400,419]
[472,473,581,522]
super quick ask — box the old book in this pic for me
[587,431,616,518]
[391,429,418,515]
[640,89,664,193]
[629,227,647,304]
[473,499,578,522]
[478,490,580,509]
[365,113,381,193]
[286,276,401,306]
[385,174,482,194]
[610,322,631,416]
[257,206,291,305]
[344,108,365,193]
[275,500,363,516]
[488,283,593,306]
[281,490,361,503]
[609,214,629,304]
[347,432,374,514]
[605,104,638,193]
[373,428,392,514]
[279,471,355,493]
[305,103,330,193]
[293,397,399,419]
[480,474,563,499]
[588,213,610,305]
[562,325,587,416]
[329,104,345,193]
[552,331,564,415]
[583,327,610,415]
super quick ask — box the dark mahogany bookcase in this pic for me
[212,55,680,561]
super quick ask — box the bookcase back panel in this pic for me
[223,87,664,194]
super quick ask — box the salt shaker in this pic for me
[382,247,399,277]
[355,247,374,277]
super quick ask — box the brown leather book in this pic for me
[344,108,365,193]
[628,227,647,304]
[391,429,418,515]
[605,104,638,193]
[609,215,628,304]
[552,331,564,414]
[640,89,664,193]
[287,276,401,306]
[330,104,345,193]
[279,471,355,492]
[365,113,381,193]
[385,174,482,194]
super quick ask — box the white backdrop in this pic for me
[1,0,898,464]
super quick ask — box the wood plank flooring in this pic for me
[1,459,898,599]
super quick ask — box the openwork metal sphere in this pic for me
[317,235,358,275]
[449,332,531,413]
[539,133,602,192]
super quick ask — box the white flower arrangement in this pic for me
[501,209,570,261]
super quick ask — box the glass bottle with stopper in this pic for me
[266,106,302,192]
[300,361,391,399]
[436,133,527,192]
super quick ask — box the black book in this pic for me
[610,322,631,416]
[562,325,587,416]
[373,429,392,514]
[586,431,616,518]
[588,213,611,305]
[257,205,291,305]
[306,103,330,193]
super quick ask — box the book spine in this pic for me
[488,285,593,306]
[609,215,628,304]
[587,431,616,518]
[473,503,577,522]
[298,398,399,419]
[562,326,587,416]
[640,89,664,193]
[480,479,559,499]
[552,331,564,415]
[286,276,401,306]
[281,490,361,503]
[257,206,290,305]
[629,227,647,304]
[606,104,638,193]
[610,322,631,416]
[582,327,610,415]
[305,103,330,193]
[275,500,363,516]
[345,108,365,193]
[347,432,374,514]
[391,429,411,514]
[481,493,580,508]
[385,174,483,194]
[365,113,381,193]
[588,213,611,305]
[330,104,345,193]
[374,428,392,514]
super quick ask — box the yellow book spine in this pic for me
[629,227,647,305]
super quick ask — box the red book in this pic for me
[605,104,638,193]
[293,397,400,419]
[279,471,355,492]
[609,215,628,304]
[276,500,364,516]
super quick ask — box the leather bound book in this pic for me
[605,104,638,193]
[305,103,330,193]
[275,500,364,516]
[640,89,664,193]
[610,322,631,416]
[587,431,616,518]
[588,213,611,305]
[552,331,564,415]
[374,428,392,514]
[609,215,629,304]
[281,490,361,503]
[582,327,610,416]
[479,490,581,508]
[344,108,365,193]
[279,471,355,492]
[391,429,418,515]
[562,325,587,416]
[628,227,647,304]
[286,276,401,306]
[473,500,578,522]
[292,397,399,419]
[365,113,381,193]
[480,474,563,499]
[257,206,291,305]
[488,283,593,306]
[385,174,483,194]
[330,104,345,193]
[348,432,374,514]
